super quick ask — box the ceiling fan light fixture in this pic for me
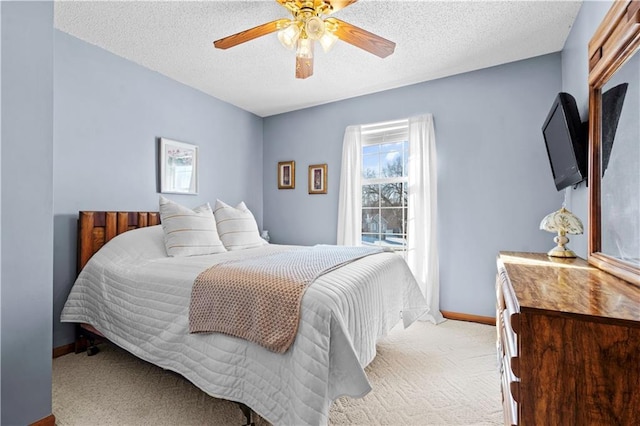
[305,16,325,40]
[319,30,338,53]
[277,22,300,50]
[212,0,396,79]
[296,37,314,59]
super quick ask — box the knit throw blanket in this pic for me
[189,245,383,353]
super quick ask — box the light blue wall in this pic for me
[0,0,618,421]
[263,54,565,318]
[1,2,54,424]
[53,31,264,347]
[561,0,613,258]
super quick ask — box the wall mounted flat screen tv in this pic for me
[542,92,587,191]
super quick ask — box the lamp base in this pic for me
[547,246,577,258]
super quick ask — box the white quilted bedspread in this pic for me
[61,226,428,425]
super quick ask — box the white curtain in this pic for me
[407,114,444,323]
[337,116,443,324]
[336,125,362,246]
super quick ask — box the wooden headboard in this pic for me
[77,211,160,274]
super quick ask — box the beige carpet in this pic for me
[53,320,503,425]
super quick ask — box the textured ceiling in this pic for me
[54,1,582,117]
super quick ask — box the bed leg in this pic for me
[86,336,100,356]
[74,335,88,354]
[74,325,100,356]
[74,324,88,354]
[238,403,254,426]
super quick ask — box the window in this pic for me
[360,120,409,255]
[338,114,443,322]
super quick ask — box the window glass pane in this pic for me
[362,154,379,178]
[362,185,380,208]
[362,209,381,233]
[363,144,379,155]
[403,150,409,177]
[382,151,403,178]
[383,233,407,249]
[361,232,407,249]
[380,183,405,207]
[402,206,408,230]
[361,233,382,246]
[402,182,408,206]
[381,208,405,233]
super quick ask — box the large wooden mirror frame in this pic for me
[588,0,640,286]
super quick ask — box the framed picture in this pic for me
[278,161,295,189]
[308,164,327,194]
[159,138,198,195]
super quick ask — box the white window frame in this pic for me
[360,119,409,254]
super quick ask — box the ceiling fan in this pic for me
[213,0,395,79]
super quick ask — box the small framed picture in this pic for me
[159,138,198,195]
[308,164,327,194]
[278,161,295,189]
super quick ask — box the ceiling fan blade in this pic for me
[214,19,290,50]
[326,18,395,58]
[296,55,314,79]
[321,0,359,15]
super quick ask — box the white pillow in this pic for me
[158,196,227,257]
[214,199,268,251]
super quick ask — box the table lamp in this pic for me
[539,207,584,258]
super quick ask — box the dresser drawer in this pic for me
[501,310,519,377]
[500,358,519,426]
[503,353,520,402]
[498,269,520,333]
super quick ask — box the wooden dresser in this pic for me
[496,251,640,425]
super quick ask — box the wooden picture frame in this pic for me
[308,164,327,194]
[278,161,295,189]
[159,138,198,195]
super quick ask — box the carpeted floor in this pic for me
[53,320,503,425]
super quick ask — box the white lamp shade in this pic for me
[278,23,300,50]
[305,16,325,40]
[319,31,338,52]
[540,207,584,235]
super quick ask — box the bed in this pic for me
[61,210,428,425]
